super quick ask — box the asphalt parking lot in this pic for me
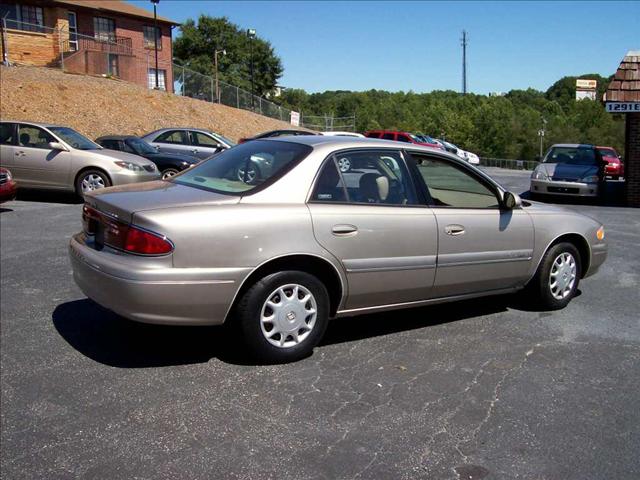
[1,168,639,480]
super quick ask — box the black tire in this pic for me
[161,168,180,179]
[235,271,330,363]
[75,169,111,197]
[526,242,581,310]
[235,161,261,185]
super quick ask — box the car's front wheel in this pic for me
[527,242,581,310]
[235,271,329,363]
[161,168,180,179]
[75,170,111,196]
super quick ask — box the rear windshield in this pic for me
[172,140,312,194]
[597,148,617,158]
[544,147,597,165]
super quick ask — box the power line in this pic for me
[461,30,468,95]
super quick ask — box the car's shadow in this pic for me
[17,189,82,205]
[53,292,559,368]
[0,207,13,213]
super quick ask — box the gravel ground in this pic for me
[1,169,639,479]
[0,65,298,142]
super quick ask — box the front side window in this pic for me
[143,25,162,49]
[192,132,218,146]
[413,155,498,208]
[0,123,15,145]
[382,133,395,140]
[312,150,416,205]
[156,130,188,145]
[94,17,115,42]
[173,140,312,194]
[48,127,100,150]
[366,132,381,138]
[18,125,54,149]
[100,139,119,150]
[396,134,412,143]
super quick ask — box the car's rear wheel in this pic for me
[337,157,351,173]
[527,242,581,310]
[235,271,329,363]
[75,170,111,196]
[236,162,260,184]
[161,168,180,179]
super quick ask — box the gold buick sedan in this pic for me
[70,136,607,363]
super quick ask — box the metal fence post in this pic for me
[236,86,240,109]
[58,26,64,71]
[182,66,185,95]
[211,75,214,102]
[259,97,262,115]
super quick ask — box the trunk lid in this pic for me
[84,180,240,223]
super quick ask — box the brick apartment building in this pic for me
[0,0,178,92]
[604,51,640,207]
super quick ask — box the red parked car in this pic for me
[597,146,624,180]
[0,167,17,203]
[363,130,444,150]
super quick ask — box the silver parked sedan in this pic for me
[0,121,160,195]
[141,127,235,160]
[70,136,607,362]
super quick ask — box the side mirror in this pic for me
[503,191,522,209]
[49,141,68,151]
[154,145,160,151]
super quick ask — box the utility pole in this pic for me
[214,48,226,103]
[247,28,256,110]
[461,30,468,95]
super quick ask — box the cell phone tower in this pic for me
[461,30,468,95]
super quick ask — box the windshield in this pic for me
[127,137,157,155]
[544,147,597,165]
[173,140,312,194]
[49,127,101,150]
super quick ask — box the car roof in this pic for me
[550,143,594,148]
[265,134,452,153]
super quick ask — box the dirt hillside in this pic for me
[0,65,297,141]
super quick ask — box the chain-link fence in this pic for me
[479,157,539,171]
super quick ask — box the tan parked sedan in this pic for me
[70,136,607,362]
[0,121,160,195]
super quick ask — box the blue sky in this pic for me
[133,1,639,94]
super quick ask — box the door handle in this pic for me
[445,224,465,236]
[15,151,26,157]
[332,224,358,236]
[191,149,199,153]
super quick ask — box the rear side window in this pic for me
[396,134,412,143]
[382,133,395,140]
[101,139,119,150]
[366,132,381,138]
[156,130,188,145]
[311,150,416,205]
[0,123,15,145]
[173,140,312,195]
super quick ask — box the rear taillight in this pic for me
[124,226,173,255]
[82,204,173,255]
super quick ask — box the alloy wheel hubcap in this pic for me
[238,167,257,183]
[260,284,317,348]
[81,174,105,193]
[162,169,178,179]
[549,252,577,300]
[338,157,351,172]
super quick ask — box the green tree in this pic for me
[173,16,283,97]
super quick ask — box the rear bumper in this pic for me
[530,179,598,197]
[69,233,250,325]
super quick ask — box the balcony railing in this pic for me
[72,33,133,56]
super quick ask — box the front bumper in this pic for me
[109,169,161,186]
[530,179,598,197]
[69,233,250,325]
[0,180,17,203]
[585,242,607,278]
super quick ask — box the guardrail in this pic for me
[480,157,539,171]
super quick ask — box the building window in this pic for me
[148,68,166,90]
[93,16,115,42]
[0,4,45,33]
[143,25,161,50]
